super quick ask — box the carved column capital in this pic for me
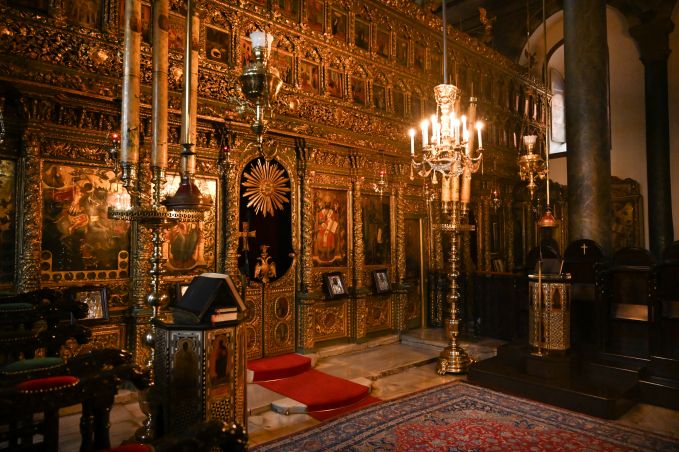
[629,19,674,64]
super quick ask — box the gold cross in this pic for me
[580,243,588,255]
[238,222,256,252]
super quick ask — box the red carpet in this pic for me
[247,353,311,382]
[252,382,679,451]
[258,369,372,412]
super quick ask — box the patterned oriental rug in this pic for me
[252,382,679,451]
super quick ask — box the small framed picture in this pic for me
[372,269,391,294]
[70,286,109,322]
[322,272,347,299]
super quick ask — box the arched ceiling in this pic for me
[431,0,678,62]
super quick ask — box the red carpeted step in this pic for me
[248,353,312,382]
[258,369,371,412]
[308,395,381,421]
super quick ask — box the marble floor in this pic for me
[56,329,679,450]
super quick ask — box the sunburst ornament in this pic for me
[242,159,290,217]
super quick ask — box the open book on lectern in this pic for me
[171,273,246,325]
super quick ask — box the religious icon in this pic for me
[312,189,347,267]
[393,90,405,117]
[206,26,231,65]
[275,0,300,21]
[414,43,425,71]
[70,286,109,321]
[306,0,324,33]
[208,330,233,397]
[373,84,386,111]
[171,338,199,399]
[299,60,320,94]
[430,51,442,78]
[351,76,366,105]
[240,36,252,68]
[0,159,16,286]
[327,69,343,98]
[162,175,216,272]
[271,48,293,84]
[396,38,408,66]
[323,272,347,298]
[376,28,390,58]
[411,94,421,120]
[362,195,391,265]
[355,18,370,50]
[168,14,185,50]
[372,269,391,294]
[331,8,347,42]
[41,163,130,273]
[63,0,100,28]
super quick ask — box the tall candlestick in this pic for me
[181,0,198,148]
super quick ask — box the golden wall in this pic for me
[0,0,545,357]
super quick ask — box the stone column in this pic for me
[564,0,613,255]
[630,19,675,258]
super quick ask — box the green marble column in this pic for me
[564,0,612,255]
[630,19,675,258]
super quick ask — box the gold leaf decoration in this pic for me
[242,160,291,217]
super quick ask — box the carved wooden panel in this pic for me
[366,295,393,333]
[314,300,349,342]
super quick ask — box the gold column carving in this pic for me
[298,144,313,294]
[430,192,445,326]
[395,182,407,332]
[17,132,42,292]
[350,153,368,341]
[297,299,315,351]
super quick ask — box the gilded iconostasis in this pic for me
[0,0,552,360]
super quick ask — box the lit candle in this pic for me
[452,118,460,144]
[421,120,429,147]
[441,176,451,202]
[476,121,483,149]
[408,128,416,156]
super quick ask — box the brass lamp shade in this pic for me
[163,178,212,211]
[538,205,558,228]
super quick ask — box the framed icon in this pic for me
[372,269,391,294]
[70,286,109,322]
[322,271,347,299]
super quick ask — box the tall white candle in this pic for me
[451,174,460,201]
[409,129,415,156]
[441,176,451,202]
[476,121,483,149]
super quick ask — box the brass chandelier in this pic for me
[407,0,485,375]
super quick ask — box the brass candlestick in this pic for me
[436,201,474,375]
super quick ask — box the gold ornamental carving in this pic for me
[351,174,365,290]
[396,184,406,283]
[60,324,124,358]
[17,132,42,292]
[314,302,348,342]
[354,297,368,339]
[366,297,391,332]
[242,159,291,217]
